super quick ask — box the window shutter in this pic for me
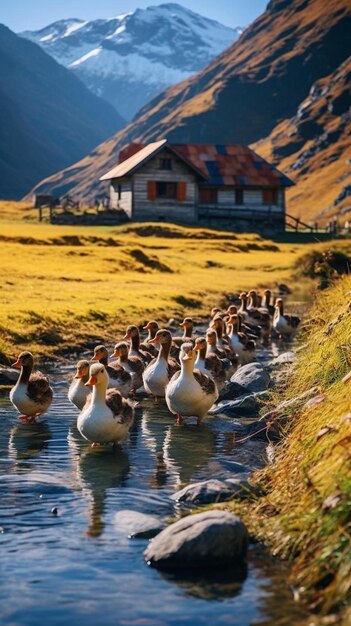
[177,181,186,202]
[147,181,156,201]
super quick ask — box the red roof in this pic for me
[101,140,294,188]
[170,143,293,187]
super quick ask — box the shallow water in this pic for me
[0,351,308,626]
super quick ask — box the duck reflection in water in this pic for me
[68,425,130,537]
[163,421,216,487]
[161,562,247,601]
[8,422,51,462]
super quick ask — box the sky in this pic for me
[0,0,268,32]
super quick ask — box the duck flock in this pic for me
[9,289,301,447]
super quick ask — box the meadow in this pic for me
[0,200,350,362]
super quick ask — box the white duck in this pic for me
[68,360,91,410]
[10,351,53,423]
[78,363,134,446]
[111,341,144,392]
[91,345,132,397]
[142,329,180,399]
[227,315,256,365]
[273,298,301,339]
[166,343,218,425]
[194,336,227,391]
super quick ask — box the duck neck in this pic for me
[18,362,32,384]
[195,346,206,368]
[239,297,247,314]
[180,357,194,378]
[147,328,156,341]
[159,339,171,362]
[183,324,193,339]
[92,380,108,406]
[263,292,271,307]
[130,333,140,352]
[99,355,108,367]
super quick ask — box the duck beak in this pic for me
[85,375,97,386]
[193,344,201,352]
[179,322,186,328]
[143,323,151,330]
[183,351,193,361]
[11,359,22,368]
[123,332,131,340]
[74,371,83,379]
[111,350,119,358]
[149,337,160,344]
[91,353,99,361]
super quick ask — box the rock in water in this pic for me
[115,510,165,539]
[144,510,248,570]
[220,363,270,400]
[171,478,252,505]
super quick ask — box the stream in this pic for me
[0,344,308,626]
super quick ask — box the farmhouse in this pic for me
[100,139,294,232]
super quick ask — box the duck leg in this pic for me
[19,414,36,424]
[91,442,101,448]
[177,414,183,425]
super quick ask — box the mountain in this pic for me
[21,4,241,121]
[253,56,351,223]
[28,0,351,221]
[0,24,125,200]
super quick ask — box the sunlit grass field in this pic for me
[1,201,350,361]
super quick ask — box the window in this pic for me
[199,188,218,204]
[262,189,278,204]
[235,189,243,205]
[147,181,187,202]
[156,182,177,199]
[158,158,172,170]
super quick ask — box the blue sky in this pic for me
[0,0,267,31]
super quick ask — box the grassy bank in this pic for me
[1,201,351,364]
[227,276,351,623]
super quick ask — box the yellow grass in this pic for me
[225,276,351,620]
[0,200,350,362]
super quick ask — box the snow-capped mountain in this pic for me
[21,3,242,120]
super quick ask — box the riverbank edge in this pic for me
[219,276,351,625]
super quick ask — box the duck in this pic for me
[206,328,228,360]
[92,345,132,397]
[273,298,301,339]
[77,363,134,446]
[194,337,227,390]
[227,315,256,364]
[142,321,160,357]
[166,342,218,426]
[259,289,276,316]
[68,359,91,410]
[111,342,144,392]
[210,315,237,369]
[10,351,53,423]
[172,317,195,348]
[142,329,180,399]
[123,325,153,364]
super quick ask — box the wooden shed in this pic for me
[100,139,294,232]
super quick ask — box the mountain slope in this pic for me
[28,0,351,217]
[0,24,125,199]
[22,3,241,120]
[253,57,351,223]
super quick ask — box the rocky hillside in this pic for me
[0,24,125,200]
[253,57,351,223]
[28,0,351,217]
[22,3,241,121]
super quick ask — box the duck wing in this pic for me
[193,371,217,395]
[106,390,135,426]
[128,356,144,374]
[286,315,301,328]
[167,358,180,378]
[107,362,132,384]
[27,372,53,404]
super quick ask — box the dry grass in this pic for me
[0,201,351,364]
[226,276,351,620]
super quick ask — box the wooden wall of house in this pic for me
[132,150,197,223]
[110,178,132,217]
